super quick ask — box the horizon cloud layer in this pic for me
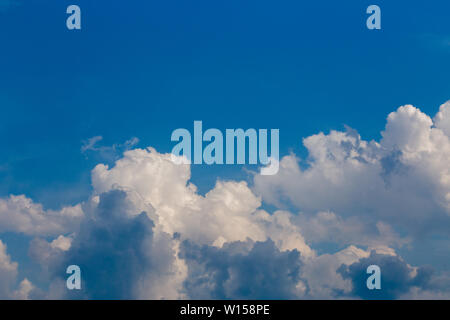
[0,102,449,299]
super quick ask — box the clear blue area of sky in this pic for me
[0,0,449,209]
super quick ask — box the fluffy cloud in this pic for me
[339,251,434,300]
[254,103,450,237]
[301,245,370,299]
[1,102,450,299]
[400,271,450,299]
[293,211,410,248]
[91,148,313,257]
[435,101,450,138]
[180,239,304,299]
[0,239,33,299]
[0,195,83,236]
[34,190,185,299]
[23,148,314,299]
[0,240,18,298]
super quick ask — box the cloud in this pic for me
[293,211,410,249]
[34,189,185,299]
[0,195,83,236]
[254,103,450,237]
[81,136,139,163]
[12,279,34,300]
[338,251,434,300]
[301,245,370,299]
[24,148,314,299]
[0,239,18,298]
[435,101,450,137]
[180,239,304,299]
[400,271,450,299]
[0,239,33,299]
[91,148,313,257]
[1,102,450,299]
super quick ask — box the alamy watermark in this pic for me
[66,265,81,290]
[65,5,380,31]
[66,5,81,30]
[170,121,279,175]
[366,5,381,30]
[366,265,381,290]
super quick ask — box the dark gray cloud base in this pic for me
[180,239,302,299]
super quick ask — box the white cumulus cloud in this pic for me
[254,103,450,237]
[1,102,449,299]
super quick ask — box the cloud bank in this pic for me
[254,103,450,236]
[0,102,449,299]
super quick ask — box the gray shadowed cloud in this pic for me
[338,251,434,300]
[39,190,177,299]
[180,239,303,299]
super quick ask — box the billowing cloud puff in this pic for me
[0,195,83,236]
[0,240,18,298]
[339,251,435,300]
[254,103,450,237]
[36,190,185,300]
[180,239,304,299]
[435,102,450,137]
[0,239,34,299]
[301,245,370,299]
[26,149,314,299]
[400,271,450,299]
[1,102,450,299]
[91,148,313,257]
[294,211,410,249]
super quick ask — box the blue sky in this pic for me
[0,0,449,299]
[1,0,449,206]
